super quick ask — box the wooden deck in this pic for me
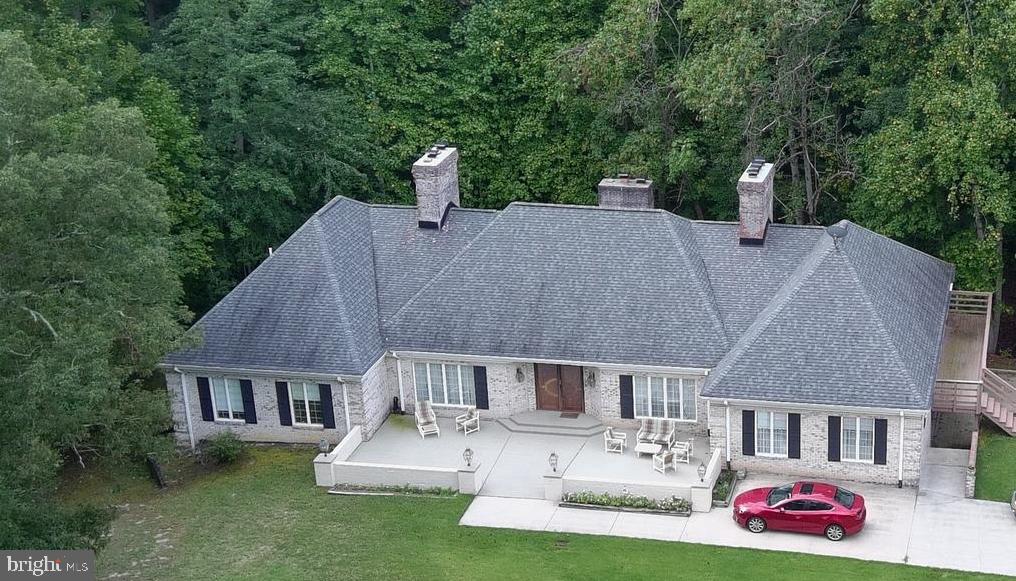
[937,311,988,382]
[933,291,991,414]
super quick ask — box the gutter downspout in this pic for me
[173,367,196,451]
[395,356,406,412]
[341,380,352,434]
[724,400,731,469]
[898,411,905,488]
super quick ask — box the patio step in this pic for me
[496,413,604,438]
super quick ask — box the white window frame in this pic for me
[841,416,875,463]
[632,375,697,422]
[413,362,475,408]
[288,382,324,427]
[210,377,245,422]
[755,410,789,458]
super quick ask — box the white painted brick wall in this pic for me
[707,403,926,486]
[165,371,349,446]
[395,358,535,419]
[595,369,708,437]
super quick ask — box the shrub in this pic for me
[332,483,457,496]
[561,490,690,513]
[712,469,736,502]
[201,432,248,465]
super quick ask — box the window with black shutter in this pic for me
[742,410,755,456]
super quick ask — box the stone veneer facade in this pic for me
[706,402,928,486]
[394,357,709,437]
[167,355,931,488]
[165,371,349,446]
[165,356,399,447]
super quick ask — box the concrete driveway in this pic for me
[908,448,1016,575]
[462,451,1016,577]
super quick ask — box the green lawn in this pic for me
[975,420,1016,502]
[65,447,1005,581]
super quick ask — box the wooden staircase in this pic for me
[981,369,1016,436]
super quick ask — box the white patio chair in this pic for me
[455,406,479,436]
[653,448,675,474]
[415,400,440,438]
[672,439,693,464]
[603,427,627,454]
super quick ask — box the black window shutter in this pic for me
[788,413,801,459]
[473,366,489,410]
[196,376,214,421]
[619,375,634,419]
[276,381,292,426]
[828,416,841,462]
[742,410,755,456]
[319,384,336,429]
[874,418,889,465]
[240,379,257,424]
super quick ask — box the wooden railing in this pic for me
[933,379,982,413]
[949,290,993,315]
[983,369,1016,411]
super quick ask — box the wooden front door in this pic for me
[535,364,584,412]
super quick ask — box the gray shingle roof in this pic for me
[165,198,955,409]
[383,203,730,367]
[699,221,954,409]
[164,197,383,375]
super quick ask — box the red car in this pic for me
[732,481,866,541]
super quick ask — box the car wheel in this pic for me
[746,516,766,534]
[825,524,845,541]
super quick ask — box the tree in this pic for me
[850,0,1015,294]
[1,1,220,310]
[314,0,461,202]
[151,0,377,305]
[0,31,186,550]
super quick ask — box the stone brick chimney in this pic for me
[737,158,774,245]
[597,174,654,209]
[412,144,460,229]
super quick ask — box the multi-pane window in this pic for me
[414,363,475,407]
[210,377,245,421]
[290,382,323,425]
[633,376,696,420]
[756,411,788,456]
[842,416,875,462]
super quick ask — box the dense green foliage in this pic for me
[80,447,1001,579]
[0,0,1013,552]
[0,31,184,549]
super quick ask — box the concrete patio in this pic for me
[329,413,714,503]
[347,415,511,487]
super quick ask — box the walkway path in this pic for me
[461,453,1016,578]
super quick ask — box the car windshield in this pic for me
[766,484,793,506]
[835,487,856,508]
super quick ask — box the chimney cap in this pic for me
[747,157,766,177]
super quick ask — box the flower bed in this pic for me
[711,469,738,507]
[560,490,691,516]
[328,483,457,497]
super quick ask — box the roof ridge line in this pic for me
[508,201,666,214]
[842,220,955,270]
[364,207,386,364]
[382,207,507,328]
[312,216,361,370]
[704,236,835,391]
[661,214,730,346]
[839,251,923,402]
[182,215,322,332]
